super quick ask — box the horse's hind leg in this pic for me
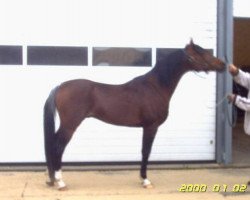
[52,127,74,190]
[140,126,158,188]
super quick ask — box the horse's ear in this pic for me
[190,38,194,46]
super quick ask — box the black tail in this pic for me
[44,87,58,183]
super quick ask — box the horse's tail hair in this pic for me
[44,86,58,182]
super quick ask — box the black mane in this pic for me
[153,49,186,86]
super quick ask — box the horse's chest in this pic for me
[142,98,169,126]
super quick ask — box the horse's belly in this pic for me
[92,105,142,127]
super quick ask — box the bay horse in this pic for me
[44,40,225,190]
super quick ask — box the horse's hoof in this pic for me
[143,183,154,189]
[58,186,68,191]
[56,179,67,191]
[142,179,154,189]
[46,181,55,187]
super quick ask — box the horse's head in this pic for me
[184,39,225,72]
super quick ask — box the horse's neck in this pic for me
[166,68,187,97]
[150,63,187,99]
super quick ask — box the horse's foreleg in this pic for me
[52,127,74,190]
[140,126,158,188]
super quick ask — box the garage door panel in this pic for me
[0,0,217,163]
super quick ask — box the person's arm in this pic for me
[229,64,250,89]
[235,95,250,111]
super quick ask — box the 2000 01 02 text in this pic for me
[178,184,248,193]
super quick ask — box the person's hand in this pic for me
[228,64,239,76]
[227,94,236,104]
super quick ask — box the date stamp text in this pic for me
[178,184,247,193]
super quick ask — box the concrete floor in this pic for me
[1,169,250,200]
[233,121,250,165]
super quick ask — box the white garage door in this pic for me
[0,0,217,163]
